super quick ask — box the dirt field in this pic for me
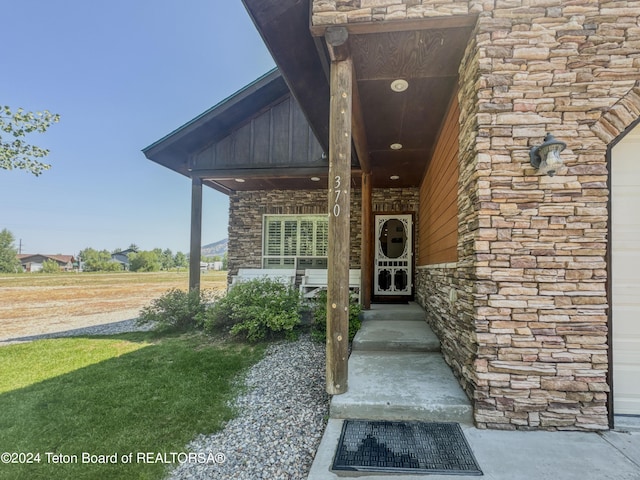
[0,271,227,341]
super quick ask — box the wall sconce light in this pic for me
[530,133,566,177]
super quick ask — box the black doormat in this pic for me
[332,420,482,475]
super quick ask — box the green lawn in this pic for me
[0,332,264,480]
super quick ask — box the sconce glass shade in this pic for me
[530,133,566,176]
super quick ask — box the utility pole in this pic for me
[18,238,23,254]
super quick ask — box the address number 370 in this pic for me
[333,176,344,217]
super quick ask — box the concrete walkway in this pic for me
[309,419,640,480]
[308,303,640,480]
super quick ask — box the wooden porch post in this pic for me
[326,41,352,395]
[189,176,203,292]
[361,172,372,309]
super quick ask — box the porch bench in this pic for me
[300,268,361,300]
[230,268,296,288]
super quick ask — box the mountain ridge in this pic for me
[201,238,228,257]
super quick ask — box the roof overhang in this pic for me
[143,69,289,181]
[242,0,477,188]
[145,1,477,192]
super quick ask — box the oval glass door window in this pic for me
[379,219,407,259]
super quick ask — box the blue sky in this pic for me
[1,0,274,255]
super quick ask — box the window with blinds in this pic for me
[263,215,328,269]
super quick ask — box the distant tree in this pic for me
[104,261,123,272]
[0,228,21,273]
[129,250,161,272]
[79,248,101,271]
[0,106,60,176]
[161,249,174,270]
[222,252,228,270]
[41,258,60,273]
[128,243,139,252]
[112,247,122,254]
[80,247,121,272]
[174,251,188,271]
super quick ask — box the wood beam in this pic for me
[325,27,370,175]
[351,65,372,174]
[312,35,331,82]
[361,172,373,309]
[202,180,233,196]
[311,14,478,37]
[189,176,203,292]
[327,56,352,396]
[194,166,331,179]
[325,26,350,62]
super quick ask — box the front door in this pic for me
[374,214,412,296]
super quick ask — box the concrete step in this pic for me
[352,319,440,353]
[330,350,473,424]
[362,302,426,322]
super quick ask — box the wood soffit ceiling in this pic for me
[345,25,474,188]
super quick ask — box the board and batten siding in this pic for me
[192,95,324,170]
[418,95,459,265]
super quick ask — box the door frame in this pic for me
[370,210,416,302]
[607,116,640,428]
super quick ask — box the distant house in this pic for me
[200,261,224,272]
[110,249,137,270]
[211,261,223,271]
[18,254,75,272]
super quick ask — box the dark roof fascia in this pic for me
[17,254,74,262]
[241,0,330,153]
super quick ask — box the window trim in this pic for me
[262,214,328,269]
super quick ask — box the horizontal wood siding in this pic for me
[192,96,323,169]
[418,95,459,265]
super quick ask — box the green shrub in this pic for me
[137,288,214,332]
[41,259,61,273]
[129,251,161,272]
[311,290,362,343]
[204,278,302,342]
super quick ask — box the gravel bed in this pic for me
[167,335,329,480]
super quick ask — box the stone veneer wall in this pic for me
[227,187,419,281]
[416,263,478,397]
[313,0,640,430]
